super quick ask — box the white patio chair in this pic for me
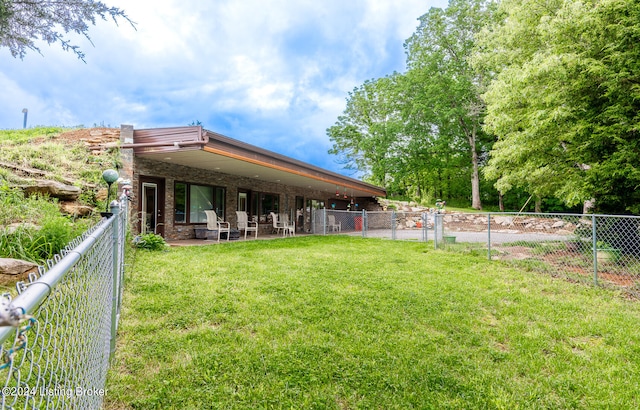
[236,211,258,240]
[280,212,295,237]
[204,210,230,242]
[328,214,341,232]
[270,212,284,236]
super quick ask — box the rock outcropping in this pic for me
[22,180,81,201]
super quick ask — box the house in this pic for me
[119,125,386,240]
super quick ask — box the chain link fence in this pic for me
[0,199,127,409]
[315,209,640,297]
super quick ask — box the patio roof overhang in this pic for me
[121,126,386,198]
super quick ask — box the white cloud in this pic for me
[0,0,449,172]
[0,73,80,128]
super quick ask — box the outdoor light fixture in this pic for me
[102,169,119,215]
[21,108,28,129]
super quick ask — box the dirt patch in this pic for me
[542,250,638,287]
[494,246,535,261]
[53,127,120,144]
[497,245,639,289]
[32,128,121,152]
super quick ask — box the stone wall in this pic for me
[388,209,582,235]
[442,213,579,235]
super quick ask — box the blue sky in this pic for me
[0,0,448,176]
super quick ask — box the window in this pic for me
[238,192,248,212]
[175,182,187,223]
[174,182,225,224]
[190,185,214,223]
[252,192,279,223]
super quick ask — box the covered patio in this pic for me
[119,125,386,241]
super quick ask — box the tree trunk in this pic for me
[469,123,482,210]
[535,197,542,213]
[499,192,504,212]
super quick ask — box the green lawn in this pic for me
[106,236,640,409]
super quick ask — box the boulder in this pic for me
[0,258,37,275]
[23,180,81,201]
[5,223,39,234]
[494,216,513,226]
[59,201,94,217]
[96,188,109,201]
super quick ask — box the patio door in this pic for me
[238,189,255,221]
[139,176,165,237]
[295,196,304,232]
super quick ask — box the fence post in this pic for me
[110,201,121,360]
[391,210,396,240]
[362,210,366,238]
[592,214,598,286]
[422,212,427,242]
[116,200,127,328]
[322,208,327,235]
[434,213,441,249]
[487,212,492,260]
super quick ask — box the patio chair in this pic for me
[328,214,341,232]
[270,212,284,236]
[204,210,230,242]
[236,211,258,240]
[280,212,295,237]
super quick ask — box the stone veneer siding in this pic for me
[131,157,375,240]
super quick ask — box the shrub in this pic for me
[0,226,52,263]
[40,216,81,255]
[0,183,94,263]
[134,233,168,251]
[0,214,86,263]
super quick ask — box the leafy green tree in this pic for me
[402,0,497,209]
[393,64,467,203]
[328,0,496,208]
[327,75,405,188]
[478,0,640,213]
[0,1,10,31]
[327,71,463,203]
[0,0,134,61]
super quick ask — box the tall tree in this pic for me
[403,0,496,209]
[328,0,496,207]
[397,67,469,201]
[327,75,405,188]
[0,0,134,61]
[478,0,640,213]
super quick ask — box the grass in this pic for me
[0,126,120,192]
[106,236,640,409]
[0,126,66,144]
[0,126,118,263]
[0,184,93,267]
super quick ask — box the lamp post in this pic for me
[102,169,119,216]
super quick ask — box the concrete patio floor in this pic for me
[166,231,310,246]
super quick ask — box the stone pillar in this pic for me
[119,124,134,185]
[119,125,136,233]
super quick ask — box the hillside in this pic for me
[0,126,122,268]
